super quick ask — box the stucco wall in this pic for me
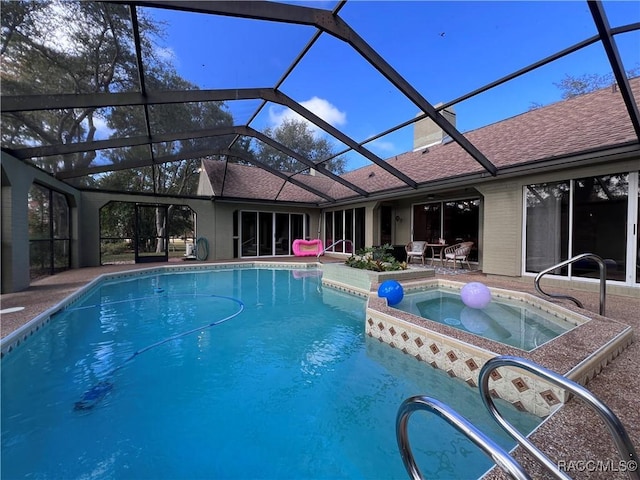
[79,191,217,265]
[1,153,81,293]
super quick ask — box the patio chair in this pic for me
[443,241,473,269]
[405,241,427,265]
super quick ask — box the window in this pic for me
[240,211,307,257]
[525,182,570,275]
[525,173,636,283]
[413,203,441,243]
[324,208,365,253]
[412,199,479,261]
[573,174,628,281]
[28,184,70,280]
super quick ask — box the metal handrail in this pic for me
[317,239,352,258]
[534,253,607,316]
[396,355,639,480]
[479,356,639,480]
[396,396,531,480]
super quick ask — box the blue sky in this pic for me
[145,1,640,171]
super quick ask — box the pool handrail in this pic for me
[396,395,532,480]
[397,355,639,480]
[534,253,606,316]
[317,239,352,258]
[479,356,639,480]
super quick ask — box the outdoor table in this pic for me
[426,243,448,266]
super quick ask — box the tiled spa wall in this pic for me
[365,308,565,418]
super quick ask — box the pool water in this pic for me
[1,268,540,479]
[394,289,576,351]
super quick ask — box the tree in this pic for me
[1,0,246,197]
[98,70,235,197]
[255,118,346,174]
[1,1,248,256]
[554,67,640,99]
[1,1,150,172]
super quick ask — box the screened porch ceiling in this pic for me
[1,0,639,206]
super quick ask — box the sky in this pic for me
[144,1,640,171]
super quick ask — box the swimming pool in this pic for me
[1,266,540,479]
[393,288,578,351]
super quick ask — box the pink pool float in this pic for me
[292,239,324,257]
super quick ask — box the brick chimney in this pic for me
[413,104,456,151]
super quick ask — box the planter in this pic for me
[320,263,435,296]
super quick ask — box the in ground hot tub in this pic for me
[392,286,583,351]
[364,279,633,417]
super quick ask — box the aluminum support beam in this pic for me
[4,86,414,188]
[41,125,364,200]
[588,0,640,140]
[269,90,417,188]
[56,148,334,202]
[121,0,498,175]
[244,126,369,197]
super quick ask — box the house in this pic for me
[1,2,638,299]
[2,78,638,297]
[196,77,640,296]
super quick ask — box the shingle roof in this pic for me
[203,77,640,204]
[202,160,353,204]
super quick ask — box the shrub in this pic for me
[101,241,131,255]
[344,244,407,272]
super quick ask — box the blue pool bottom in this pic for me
[1,268,540,479]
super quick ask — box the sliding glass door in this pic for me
[324,207,365,253]
[412,199,479,261]
[525,171,638,285]
[240,211,306,257]
[572,175,627,281]
[525,182,570,275]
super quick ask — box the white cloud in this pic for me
[268,97,346,136]
[301,97,347,127]
[366,138,396,158]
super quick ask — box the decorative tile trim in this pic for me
[540,389,561,406]
[465,358,479,371]
[363,277,632,417]
[321,278,370,298]
[512,377,530,392]
[365,308,590,417]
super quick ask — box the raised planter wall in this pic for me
[320,263,434,296]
